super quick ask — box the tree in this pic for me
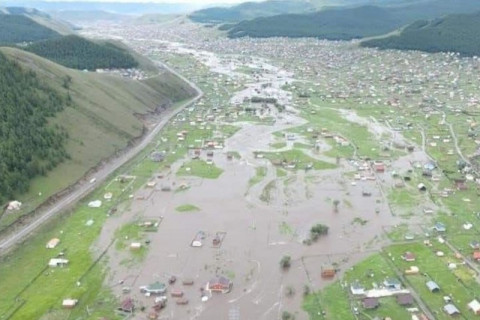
[333,199,340,213]
[282,311,295,320]
[280,255,292,269]
[310,224,329,242]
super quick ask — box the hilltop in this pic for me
[25,35,139,70]
[224,0,480,40]
[1,7,73,36]
[189,0,315,24]
[0,47,195,229]
[361,11,480,56]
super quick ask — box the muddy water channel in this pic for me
[96,44,429,320]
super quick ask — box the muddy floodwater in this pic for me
[88,38,435,320]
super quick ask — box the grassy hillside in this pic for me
[0,47,195,231]
[25,35,138,70]
[225,0,480,40]
[189,0,315,23]
[361,12,480,56]
[0,14,61,44]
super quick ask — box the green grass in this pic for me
[249,166,267,187]
[176,159,224,179]
[303,282,354,320]
[270,141,287,149]
[175,204,200,212]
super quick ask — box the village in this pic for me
[3,16,480,320]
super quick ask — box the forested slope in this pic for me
[0,15,61,44]
[26,35,138,70]
[0,52,69,202]
[361,12,480,56]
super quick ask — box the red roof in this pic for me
[473,251,480,260]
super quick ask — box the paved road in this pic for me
[0,63,203,253]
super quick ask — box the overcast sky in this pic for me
[40,0,254,3]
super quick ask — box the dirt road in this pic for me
[0,65,203,253]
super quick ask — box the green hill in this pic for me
[225,0,480,40]
[0,47,195,230]
[226,5,402,39]
[0,51,69,202]
[25,35,138,70]
[0,14,61,44]
[361,12,480,56]
[189,0,315,24]
[1,7,73,36]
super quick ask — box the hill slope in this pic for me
[225,0,480,40]
[227,5,402,39]
[189,0,315,23]
[361,12,480,56]
[0,47,195,229]
[0,51,69,202]
[0,14,61,44]
[2,6,74,35]
[25,35,138,70]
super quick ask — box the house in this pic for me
[454,179,468,191]
[374,162,385,173]
[62,299,78,309]
[363,297,379,309]
[397,294,414,306]
[433,222,446,232]
[46,238,60,249]
[350,281,366,295]
[48,258,69,267]
[402,252,416,262]
[321,266,336,279]
[207,276,232,293]
[473,251,480,261]
[443,304,460,316]
[383,277,401,290]
[140,281,167,295]
[426,281,440,292]
[405,266,420,275]
[468,299,480,315]
[118,297,134,313]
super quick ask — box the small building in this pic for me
[402,252,416,262]
[383,277,401,290]
[171,290,184,297]
[48,258,69,267]
[140,281,167,295]
[433,222,446,232]
[405,266,420,275]
[473,251,480,261]
[468,299,480,315]
[62,299,78,309]
[363,297,379,309]
[350,281,366,295]
[397,294,414,306]
[46,238,60,249]
[443,303,460,316]
[130,242,142,250]
[118,297,134,313]
[426,281,440,293]
[207,276,232,293]
[321,266,336,279]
